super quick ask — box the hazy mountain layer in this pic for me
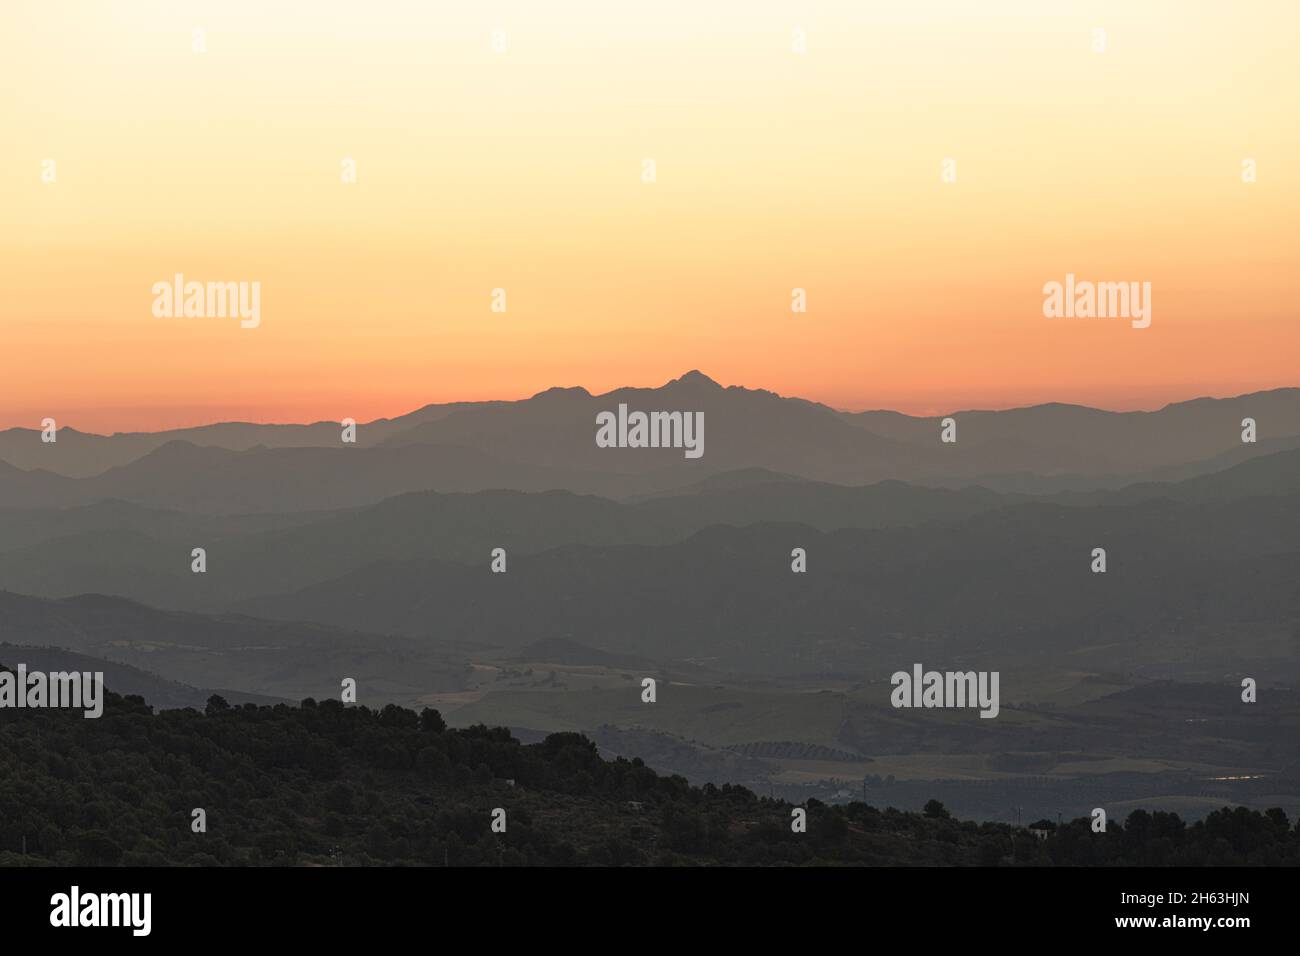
[4,373,1297,497]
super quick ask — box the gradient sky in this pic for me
[2,0,1297,432]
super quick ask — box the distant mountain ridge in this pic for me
[3,374,1297,498]
[3,447,1298,614]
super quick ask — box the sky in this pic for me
[2,0,1297,432]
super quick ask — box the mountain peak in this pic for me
[665,370,722,390]
[529,385,593,401]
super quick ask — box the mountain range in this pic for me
[4,373,1298,508]
[4,371,1298,819]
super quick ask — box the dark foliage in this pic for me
[1,686,1297,866]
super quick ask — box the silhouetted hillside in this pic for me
[0,591,472,703]
[0,481,1019,608]
[234,494,1300,677]
[6,451,1298,615]
[1,681,1294,866]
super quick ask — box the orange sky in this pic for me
[2,1,1297,433]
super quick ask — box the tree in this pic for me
[420,708,447,733]
[923,799,951,820]
[76,830,124,865]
